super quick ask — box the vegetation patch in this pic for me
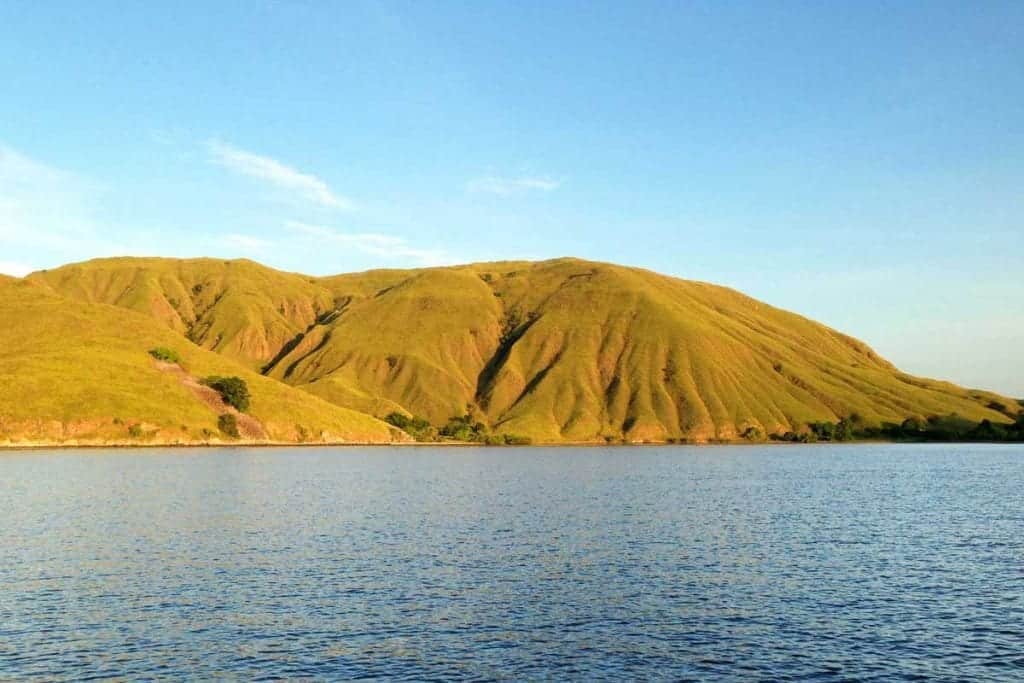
[148,347,181,364]
[201,376,251,412]
[485,433,533,445]
[384,412,436,442]
[772,412,1024,443]
[441,413,488,442]
[218,413,239,438]
[868,413,1024,442]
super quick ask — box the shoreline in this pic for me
[1,438,1019,452]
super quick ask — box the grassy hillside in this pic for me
[29,257,337,370]
[26,256,1020,444]
[0,276,401,446]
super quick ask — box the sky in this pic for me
[1,1,1022,396]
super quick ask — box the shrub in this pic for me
[218,413,239,438]
[900,417,925,436]
[483,433,533,446]
[808,421,835,440]
[925,413,976,441]
[148,347,181,364]
[440,414,488,442]
[833,418,855,442]
[128,423,143,438]
[970,419,1006,441]
[385,412,411,430]
[202,376,251,412]
[741,426,765,441]
[385,412,436,442]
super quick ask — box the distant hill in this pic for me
[14,256,1017,446]
[0,274,401,446]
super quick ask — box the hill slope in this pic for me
[29,257,336,370]
[26,257,1018,443]
[0,276,401,446]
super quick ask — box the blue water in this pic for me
[1,444,1022,680]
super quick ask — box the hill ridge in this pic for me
[13,256,1019,444]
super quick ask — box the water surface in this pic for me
[2,444,1022,680]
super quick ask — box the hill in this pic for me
[23,256,1019,444]
[0,275,402,446]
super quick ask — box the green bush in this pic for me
[384,412,436,442]
[440,414,488,442]
[808,421,835,440]
[202,376,251,412]
[218,413,239,438]
[148,347,181,364]
[833,418,855,442]
[128,423,143,438]
[741,426,765,441]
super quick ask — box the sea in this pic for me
[2,444,1021,680]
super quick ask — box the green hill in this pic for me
[0,275,402,446]
[20,256,1018,444]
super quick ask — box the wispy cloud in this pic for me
[207,140,354,210]
[0,261,34,277]
[0,145,131,257]
[286,220,452,266]
[466,175,562,195]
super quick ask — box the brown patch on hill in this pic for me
[154,361,267,440]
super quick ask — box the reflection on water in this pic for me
[2,444,1022,680]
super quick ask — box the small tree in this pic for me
[901,417,924,436]
[218,413,239,438]
[148,347,181,364]
[833,418,855,442]
[441,414,488,442]
[385,412,436,442]
[384,412,411,430]
[808,421,836,441]
[202,376,251,412]
[741,426,765,441]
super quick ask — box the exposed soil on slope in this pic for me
[154,361,267,439]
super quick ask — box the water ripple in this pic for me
[1,444,1022,680]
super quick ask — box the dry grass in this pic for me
[0,277,400,445]
[20,256,1018,444]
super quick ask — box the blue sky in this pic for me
[1,1,1022,396]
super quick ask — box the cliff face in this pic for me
[20,256,1015,444]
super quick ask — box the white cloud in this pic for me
[286,220,453,266]
[0,261,34,277]
[221,233,273,251]
[0,145,131,257]
[466,175,562,195]
[207,139,354,210]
